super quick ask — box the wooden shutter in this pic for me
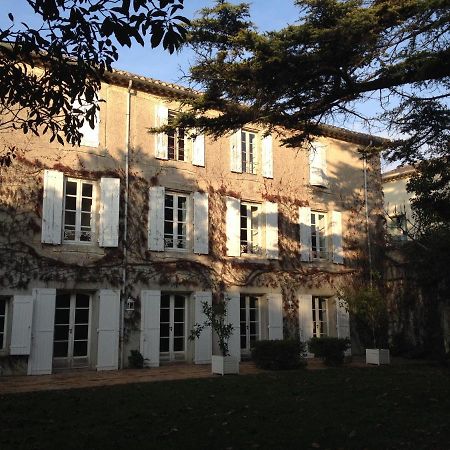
[155,105,168,159]
[194,291,212,364]
[99,177,120,247]
[226,196,241,257]
[298,294,313,345]
[78,98,100,148]
[192,133,205,167]
[267,293,283,340]
[225,292,241,360]
[41,169,64,244]
[299,206,312,262]
[309,143,328,187]
[27,288,56,375]
[193,192,209,254]
[230,130,242,173]
[264,201,279,259]
[330,210,344,264]
[140,290,161,367]
[97,289,120,371]
[10,295,34,355]
[336,298,351,355]
[262,134,273,178]
[148,186,165,251]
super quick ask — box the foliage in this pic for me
[189,299,234,357]
[308,336,350,366]
[0,0,189,165]
[128,349,145,369]
[339,285,387,348]
[251,339,306,370]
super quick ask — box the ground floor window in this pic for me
[0,298,8,350]
[53,293,91,369]
[240,295,260,353]
[160,293,187,362]
[312,296,328,337]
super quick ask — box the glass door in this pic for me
[160,293,187,362]
[240,295,260,355]
[312,296,328,337]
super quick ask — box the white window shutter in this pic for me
[148,186,165,251]
[230,130,242,173]
[264,201,279,259]
[10,295,34,355]
[73,96,100,148]
[41,169,64,244]
[193,192,209,254]
[299,206,312,262]
[309,143,328,187]
[336,298,351,355]
[262,134,273,179]
[99,177,120,247]
[192,133,205,167]
[194,291,212,364]
[225,292,241,360]
[140,290,161,367]
[331,210,344,264]
[28,288,56,375]
[298,294,313,345]
[97,289,120,371]
[155,105,168,159]
[226,196,241,256]
[267,293,283,340]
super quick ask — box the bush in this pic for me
[308,337,351,366]
[251,340,306,370]
[128,350,144,369]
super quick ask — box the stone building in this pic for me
[0,70,383,375]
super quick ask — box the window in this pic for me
[240,202,261,254]
[63,178,96,243]
[312,297,328,337]
[389,213,408,242]
[311,211,327,259]
[164,192,189,250]
[0,298,7,350]
[241,130,257,174]
[240,295,260,352]
[167,111,186,161]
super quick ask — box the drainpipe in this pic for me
[120,79,132,369]
[363,140,373,288]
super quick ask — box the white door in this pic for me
[240,295,260,355]
[159,293,187,362]
[53,293,91,369]
[312,296,328,338]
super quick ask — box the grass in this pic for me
[1,364,449,450]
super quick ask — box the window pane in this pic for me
[56,294,71,308]
[81,183,93,197]
[0,317,5,333]
[81,212,91,227]
[55,308,70,324]
[160,308,170,323]
[174,337,184,352]
[81,198,92,212]
[174,323,184,337]
[160,323,170,338]
[75,308,89,324]
[66,181,77,196]
[174,295,185,308]
[74,325,89,340]
[65,196,76,211]
[0,300,6,315]
[160,337,169,352]
[174,308,184,323]
[53,341,68,358]
[65,211,76,226]
[73,340,88,357]
[161,294,170,308]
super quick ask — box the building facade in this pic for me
[0,71,383,375]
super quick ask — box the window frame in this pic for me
[311,211,328,260]
[167,111,188,162]
[240,202,262,255]
[0,297,9,351]
[312,296,329,338]
[63,177,97,245]
[241,129,258,174]
[163,191,190,251]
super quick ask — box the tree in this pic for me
[0,0,189,165]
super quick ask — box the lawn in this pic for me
[1,365,449,450]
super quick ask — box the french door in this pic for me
[312,296,328,337]
[240,295,260,354]
[53,293,91,369]
[160,293,187,362]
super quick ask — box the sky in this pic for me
[2,0,393,168]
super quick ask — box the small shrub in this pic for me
[308,337,350,366]
[128,350,144,369]
[251,340,306,370]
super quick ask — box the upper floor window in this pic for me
[63,178,96,243]
[312,296,328,337]
[0,298,8,350]
[240,202,262,255]
[241,130,257,174]
[311,211,327,260]
[167,112,187,162]
[164,192,189,250]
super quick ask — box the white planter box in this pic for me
[211,355,239,375]
[366,348,390,365]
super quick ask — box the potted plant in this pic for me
[339,285,390,365]
[189,298,238,375]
